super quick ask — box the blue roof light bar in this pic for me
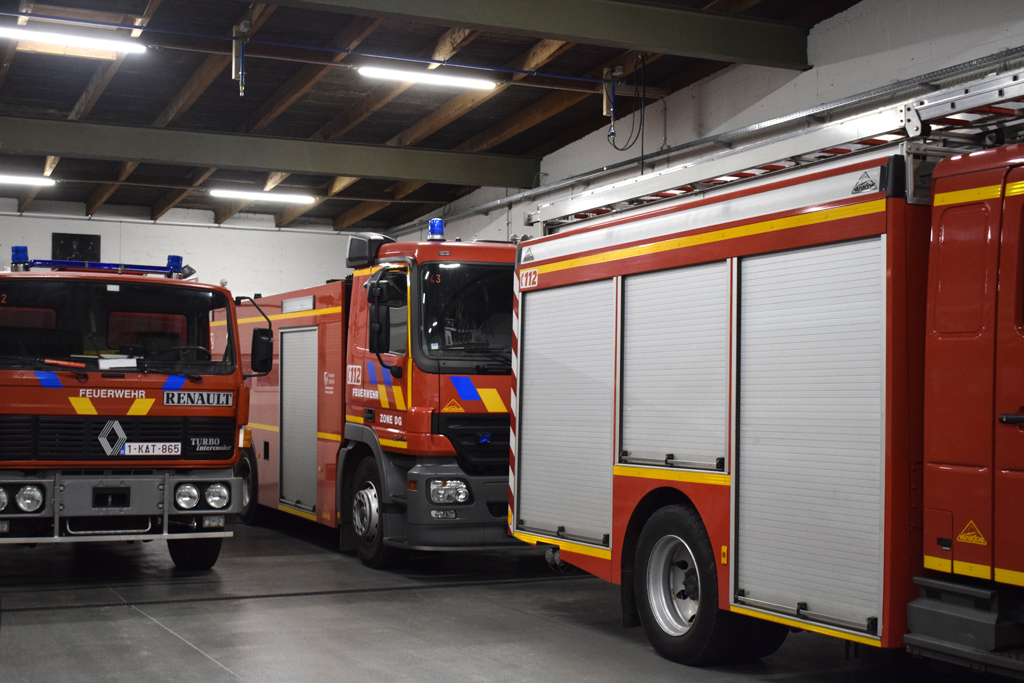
[11,247,184,276]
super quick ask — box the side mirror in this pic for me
[250,327,273,375]
[367,298,390,356]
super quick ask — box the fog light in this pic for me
[205,483,229,509]
[0,487,8,512]
[16,485,43,512]
[429,479,470,504]
[175,483,200,509]
[430,509,456,519]
[203,515,226,528]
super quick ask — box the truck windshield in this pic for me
[0,278,235,375]
[420,263,513,364]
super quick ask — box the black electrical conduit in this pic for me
[0,573,591,615]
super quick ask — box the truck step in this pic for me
[907,576,1024,652]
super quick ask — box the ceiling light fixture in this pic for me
[210,189,315,204]
[0,174,56,187]
[358,66,496,90]
[0,27,147,54]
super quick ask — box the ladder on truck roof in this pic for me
[527,53,1024,229]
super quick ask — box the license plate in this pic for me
[122,442,181,456]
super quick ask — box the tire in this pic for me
[634,505,740,665]
[167,537,223,570]
[736,616,789,660]
[349,457,404,569]
[236,448,262,525]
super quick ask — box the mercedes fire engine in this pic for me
[232,223,517,568]
[0,248,271,570]
[511,63,1024,675]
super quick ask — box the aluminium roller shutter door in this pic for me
[736,237,885,633]
[517,280,616,545]
[280,327,320,511]
[621,261,729,470]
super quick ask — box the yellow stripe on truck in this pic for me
[513,531,612,560]
[534,200,886,276]
[933,184,1002,206]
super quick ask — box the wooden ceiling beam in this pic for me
[151,168,217,221]
[271,27,491,226]
[282,37,569,228]
[81,4,277,217]
[28,0,164,213]
[210,16,385,222]
[238,16,381,136]
[331,49,655,230]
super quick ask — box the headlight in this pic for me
[0,487,8,512]
[175,483,200,509]
[429,479,470,504]
[205,483,229,509]
[16,485,43,512]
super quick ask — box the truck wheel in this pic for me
[168,537,223,570]
[236,448,262,525]
[350,458,404,569]
[634,505,739,665]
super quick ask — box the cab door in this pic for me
[923,166,1006,579]
[362,266,410,434]
[993,167,1024,586]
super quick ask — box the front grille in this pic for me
[433,413,510,476]
[0,416,235,461]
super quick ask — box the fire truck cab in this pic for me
[0,248,271,570]
[234,227,518,568]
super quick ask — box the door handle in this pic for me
[998,414,1024,424]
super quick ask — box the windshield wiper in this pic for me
[137,363,203,384]
[0,355,89,380]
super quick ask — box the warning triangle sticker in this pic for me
[957,520,987,546]
[442,398,465,413]
[852,171,878,194]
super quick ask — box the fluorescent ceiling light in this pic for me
[210,189,315,204]
[358,66,496,90]
[0,174,55,187]
[0,27,146,54]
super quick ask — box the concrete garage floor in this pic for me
[0,515,995,683]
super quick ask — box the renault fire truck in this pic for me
[0,248,271,570]
[232,224,517,568]
[510,62,1024,675]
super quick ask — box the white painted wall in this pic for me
[431,0,1024,243]
[0,198,350,298]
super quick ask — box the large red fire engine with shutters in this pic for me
[231,223,518,568]
[0,248,272,570]
[510,62,1024,675]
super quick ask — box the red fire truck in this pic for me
[232,224,517,568]
[510,65,1024,675]
[0,248,271,570]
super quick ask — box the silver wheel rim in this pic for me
[352,481,380,542]
[647,534,700,637]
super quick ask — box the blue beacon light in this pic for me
[428,218,445,241]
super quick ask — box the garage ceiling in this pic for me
[0,0,858,231]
